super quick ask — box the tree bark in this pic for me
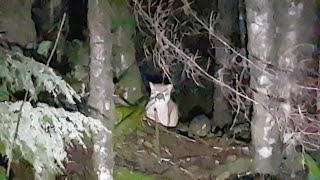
[273,0,316,175]
[87,0,116,179]
[246,0,316,175]
[212,0,238,128]
[246,0,280,174]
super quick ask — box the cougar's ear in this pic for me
[167,84,173,92]
[149,82,154,91]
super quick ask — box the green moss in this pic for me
[112,19,136,29]
[65,40,89,66]
[0,166,7,180]
[301,153,320,180]
[0,142,5,154]
[0,89,10,102]
[108,0,129,6]
[113,106,146,145]
[114,168,155,180]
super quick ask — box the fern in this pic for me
[0,53,80,104]
[0,101,108,174]
[0,53,109,175]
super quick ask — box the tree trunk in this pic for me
[212,0,238,129]
[246,0,316,175]
[273,0,316,176]
[246,0,280,174]
[87,0,116,179]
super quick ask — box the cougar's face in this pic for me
[149,82,173,104]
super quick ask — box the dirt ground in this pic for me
[59,122,308,180]
[114,124,253,180]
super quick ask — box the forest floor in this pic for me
[114,124,253,180]
[60,122,308,180]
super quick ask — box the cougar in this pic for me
[145,82,179,127]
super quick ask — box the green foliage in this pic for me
[300,153,320,180]
[114,168,154,180]
[108,0,129,6]
[316,0,320,8]
[114,106,146,145]
[65,40,89,66]
[37,41,53,57]
[0,89,10,102]
[0,142,5,154]
[112,19,136,29]
[0,54,5,64]
[0,167,7,180]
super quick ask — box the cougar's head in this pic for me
[149,82,173,104]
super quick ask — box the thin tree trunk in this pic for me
[87,0,116,179]
[236,0,251,129]
[212,0,238,128]
[246,0,281,174]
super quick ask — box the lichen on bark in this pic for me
[87,0,116,179]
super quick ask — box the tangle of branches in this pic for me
[132,0,320,152]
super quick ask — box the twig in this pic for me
[154,108,161,156]
[47,13,66,67]
[150,152,198,180]
[6,91,29,177]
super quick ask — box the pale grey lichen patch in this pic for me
[93,67,103,78]
[120,54,129,70]
[257,75,272,86]
[1,54,80,104]
[123,90,128,99]
[289,2,303,16]
[255,12,268,24]
[268,138,276,144]
[257,147,273,158]
[287,31,296,43]
[262,114,276,145]
[280,102,291,115]
[104,101,110,111]
[97,166,113,180]
[255,87,268,95]
[0,101,108,174]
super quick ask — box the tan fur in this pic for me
[145,82,179,127]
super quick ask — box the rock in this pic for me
[230,123,251,140]
[216,171,230,180]
[188,114,211,137]
[0,0,36,45]
[176,122,189,133]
